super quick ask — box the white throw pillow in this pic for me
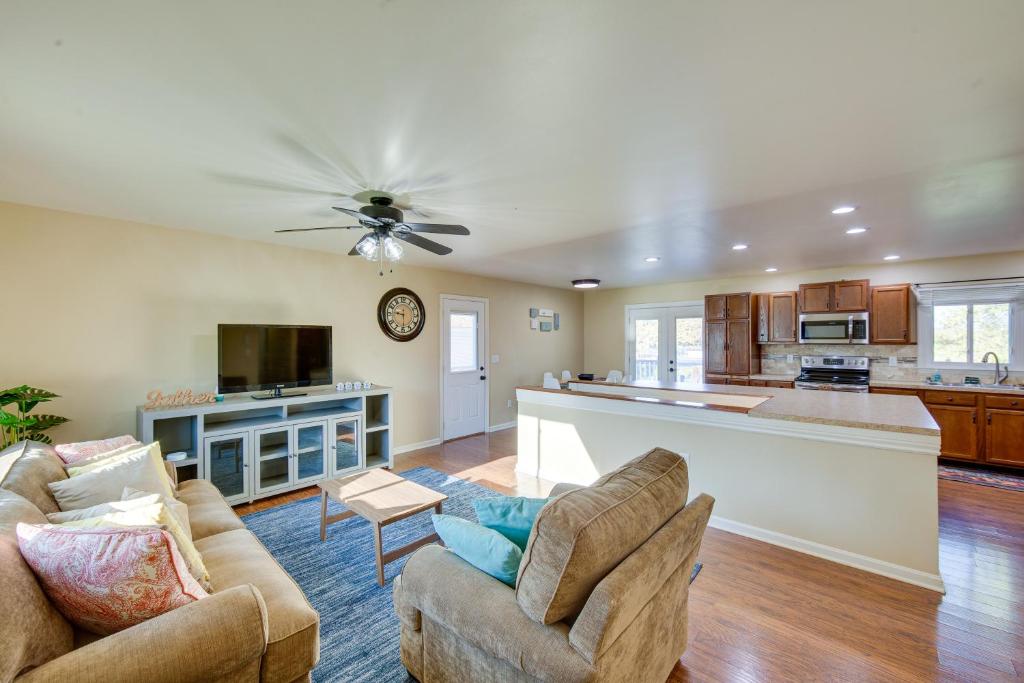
[121,487,191,541]
[44,489,191,541]
[48,447,175,511]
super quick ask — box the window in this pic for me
[932,303,1010,365]
[634,319,659,381]
[449,312,477,372]
[675,317,703,383]
[625,302,703,383]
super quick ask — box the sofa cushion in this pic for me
[0,489,74,680]
[0,441,67,515]
[54,435,139,465]
[177,479,245,540]
[195,529,319,682]
[515,447,688,624]
[48,446,174,511]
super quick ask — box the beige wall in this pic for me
[0,202,582,448]
[584,252,1024,373]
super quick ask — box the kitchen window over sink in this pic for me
[915,280,1023,371]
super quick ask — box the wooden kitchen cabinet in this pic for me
[834,280,870,312]
[799,283,832,313]
[703,293,759,382]
[927,405,980,461]
[705,320,727,374]
[870,284,916,344]
[705,295,727,321]
[984,406,1024,467]
[769,292,798,342]
[766,380,795,388]
[799,280,869,313]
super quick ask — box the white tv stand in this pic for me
[137,386,392,505]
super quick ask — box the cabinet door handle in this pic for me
[987,413,992,425]
[972,412,976,424]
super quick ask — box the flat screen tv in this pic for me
[218,324,332,396]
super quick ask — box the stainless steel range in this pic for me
[794,355,870,392]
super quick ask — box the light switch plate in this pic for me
[491,354,500,363]
[507,399,514,408]
[786,354,795,363]
[888,356,897,367]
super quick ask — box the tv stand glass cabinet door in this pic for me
[253,420,329,495]
[330,416,362,476]
[203,432,250,504]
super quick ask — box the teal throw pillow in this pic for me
[472,496,550,550]
[431,514,523,587]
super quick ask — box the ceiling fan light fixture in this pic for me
[382,235,404,261]
[572,279,601,289]
[355,234,379,260]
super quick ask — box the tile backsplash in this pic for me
[760,344,1022,384]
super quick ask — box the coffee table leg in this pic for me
[373,521,385,586]
[319,490,328,542]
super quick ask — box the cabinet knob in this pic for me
[947,397,954,402]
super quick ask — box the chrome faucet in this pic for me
[981,352,1009,385]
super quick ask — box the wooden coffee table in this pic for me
[318,468,448,586]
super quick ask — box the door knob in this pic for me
[480,375,487,380]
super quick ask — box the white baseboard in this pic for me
[709,515,946,594]
[488,420,516,433]
[393,437,442,455]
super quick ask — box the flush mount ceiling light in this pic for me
[732,243,748,251]
[644,256,661,263]
[845,226,869,234]
[883,254,901,261]
[572,279,601,289]
[764,267,778,272]
[831,205,857,215]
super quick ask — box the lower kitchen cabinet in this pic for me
[927,405,980,461]
[984,408,1024,467]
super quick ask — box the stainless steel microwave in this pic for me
[798,312,869,344]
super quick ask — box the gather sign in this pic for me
[144,389,217,410]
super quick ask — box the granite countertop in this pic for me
[555,379,940,436]
[870,379,1024,396]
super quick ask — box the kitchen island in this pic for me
[516,380,943,592]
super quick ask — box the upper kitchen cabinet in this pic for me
[870,284,916,344]
[799,279,869,313]
[755,292,798,343]
[834,280,870,312]
[707,293,749,320]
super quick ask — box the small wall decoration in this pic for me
[144,389,217,410]
[528,307,560,332]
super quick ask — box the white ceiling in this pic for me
[2,1,1023,288]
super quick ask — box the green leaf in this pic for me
[0,411,24,427]
[27,414,69,430]
[25,433,54,445]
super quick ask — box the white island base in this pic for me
[516,384,943,593]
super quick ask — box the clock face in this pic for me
[378,288,425,342]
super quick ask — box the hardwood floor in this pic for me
[234,429,1024,682]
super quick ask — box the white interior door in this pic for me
[442,296,488,440]
[627,304,703,384]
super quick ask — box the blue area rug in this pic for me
[242,467,702,682]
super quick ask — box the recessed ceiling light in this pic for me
[845,226,868,234]
[732,243,748,251]
[832,205,857,215]
[571,278,601,289]
[764,267,778,272]
[883,254,901,261]
[644,256,660,263]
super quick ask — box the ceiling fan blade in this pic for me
[398,222,470,235]
[274,226,362,233]
[393,231,453,255]
[333,206,382,226]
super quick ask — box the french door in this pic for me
[626,304,703,384]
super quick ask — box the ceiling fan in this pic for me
[275,195,469,275]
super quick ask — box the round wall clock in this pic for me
[378,287,426,342]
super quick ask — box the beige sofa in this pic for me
[0,440,320,683]
[393,447,713,682]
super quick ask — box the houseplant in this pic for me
[0,385,69,447]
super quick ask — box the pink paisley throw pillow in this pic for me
[55,435,139,465]
[16,523,208,635]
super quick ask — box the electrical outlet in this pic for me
[507,399,514,408]
[888,356,897,367]
[786,354,795,363]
